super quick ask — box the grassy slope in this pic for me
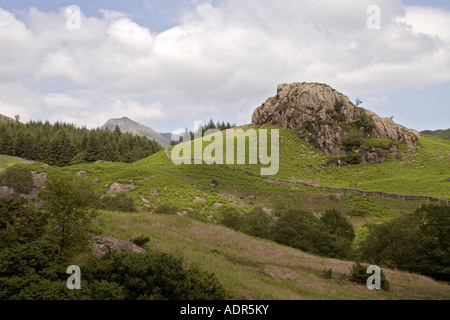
[186,126,450,200]
[421,129,450,140]
[94,210,450,300]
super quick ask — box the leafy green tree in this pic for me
[41,176,99,255]
[358,215,420,269]
[272,209,339,257]
[321,209,355,241]
[218,206,242,231]
[241,207,272,239]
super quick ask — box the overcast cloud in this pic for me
[0,0,449,131]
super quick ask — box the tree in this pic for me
[41,176,99,255]
[321,209,355,241]
[218,207,242,231]
[358,215,421,269]
[241,207,272,239]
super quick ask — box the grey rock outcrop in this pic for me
[252,83,419,163]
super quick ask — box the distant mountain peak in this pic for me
[101,117,170,147]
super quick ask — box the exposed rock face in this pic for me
[252,83,419,164]
[92,235,147,257]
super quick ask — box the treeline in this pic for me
[0,174,225,300]
[0,121,162,166]
[218,206,355,260]
[172,118,237,145]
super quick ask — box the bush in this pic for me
[0,167,34,194]
[154,203,178,214]
[346,151,362,164]
[218,207,242,231]
[131,235,150,247]
[272,209,336,257]
[102,193,136,212]
[349,263,390,291]
[321,209,355,241]
[241,207,272,239]
[342,132,363,151]
[363,138,393,150]
[82,250,226,300]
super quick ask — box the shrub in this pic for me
[349,263,390,291]
[0,166,34,194]
[154,203,178,214]
[102,193,136,212]
[131,235,150,247]
[321,209,355,241]
[346,151,362,164]
[342,132,363,151]
[241,207,272,239]
[82,250,226,300]
[218,207,242,231]
[272,209,336,257]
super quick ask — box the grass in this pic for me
[0,156,30,171]
[93,210,450,300]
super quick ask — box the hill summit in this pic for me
[252,82,419,164]
[102,117,170,147]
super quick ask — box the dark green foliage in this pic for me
[355,110,375,134]
[358,204,450,281]
[271,209,334,257]
[346,151,362,164]
[41,176,99,254]
[0,192,227,300]
[241,207,272,239]
[272,209,353,259]
[218,206,242,231]
[342,132,363,151]
[102,194,136,212]
[334,99,344,114]
[0,166,34,194]
[154,203,178,214]
[0,120,161,165]
[349,263,390,291]
[82,251,226,300]
[131,235,150,247]
[321,209,355,243]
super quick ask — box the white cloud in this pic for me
[0,1,449,130]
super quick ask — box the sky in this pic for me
[0,0,449,133]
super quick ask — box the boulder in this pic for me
[104,182,135,196]
[92,235,147,257]
[0,186,15,200]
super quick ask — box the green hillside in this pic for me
[2,124,450,300]
[421,128,450,140]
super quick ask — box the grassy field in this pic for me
[93,210,450,300]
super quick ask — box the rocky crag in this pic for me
[252,82,419,165]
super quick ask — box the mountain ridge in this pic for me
[102,117,170,147]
